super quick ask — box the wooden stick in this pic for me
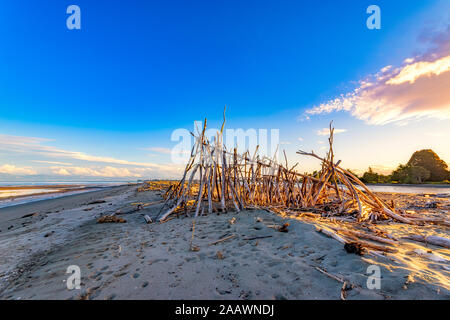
[208,234,236,246]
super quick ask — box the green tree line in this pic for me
[359,149,450,184]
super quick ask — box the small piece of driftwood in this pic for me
[143,215,153,224]
[242,235,273,241]
[405,235,450,249]
[209,234,235,246]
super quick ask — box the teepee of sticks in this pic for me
[145,113,450,290]
[155,116,411,225]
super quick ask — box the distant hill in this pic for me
[361,149,450,184]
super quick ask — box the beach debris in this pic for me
[242,235,273,241]
[278,223,289,233]
[143,215,153,224]
[404,235,450,249]
[209,234,235,246]
[190,245,200,252]
[43,231,55,238]
[138,181,177,192]
[316,227,347,245]
[340,282,350,300]
[88,200,106,205]
[21,212,37,219]
[344,242,364,255]
[413,249,448,263]
[189,220,198,251]
[229,217,236,225]
[404,274,415,289]
[159,216,176,224]
[425,202,439,208]
[97,215,126,223]
[131,200,164,208]
[314,266,346,283]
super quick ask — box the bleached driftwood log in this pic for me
[405,235,450,249]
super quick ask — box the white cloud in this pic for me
[32,160,73,166]
[0,164,36,175]
[425,132,444,137]
[297,137,304,141]
[0,134,186,179]
[141,147,173,154]
[0,134,179,173]
[380,65,392,73]
[316,128,347,136]
[51,166,145,178]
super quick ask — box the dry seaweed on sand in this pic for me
[97,215,126,223]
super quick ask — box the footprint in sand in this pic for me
[105,293,116,300]
[216,288,232,295]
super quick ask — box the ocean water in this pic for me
[0,182,448,210]
[0,181,134,209]
[0,188,61,199]
[0,181,133,187]
[363,184,450,195]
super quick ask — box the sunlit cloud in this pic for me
[425,132,444,137]
[380,65,392,73]
[32,160,73,166]
[386,55,450,85]
[0,164,37,175]
[316,128,347,136]
[305,28,450,125]
[141,147,173,154]
[51,166,144,178]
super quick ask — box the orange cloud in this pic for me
[305,28,450,125]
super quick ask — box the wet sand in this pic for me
[0,185,448,300]
[0,185,112,210]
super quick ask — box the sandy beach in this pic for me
[0,184,447,300]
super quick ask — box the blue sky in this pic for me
[0,0,449,181]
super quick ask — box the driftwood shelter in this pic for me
[136,113,449,290]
